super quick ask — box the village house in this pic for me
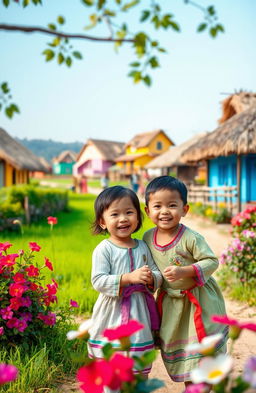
[52,150,77,175]
[115,129,174,176]
[73,138,124,178]
[181,91,256,212]
[0,127,47,187]
[145,133,207,184]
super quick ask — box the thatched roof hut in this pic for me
[182,103,256,162]
[219,91,256,124]
[145,133,206,169]
[0,127,47,171]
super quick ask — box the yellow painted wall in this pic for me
[5,162,13,187]
[126,146,149,155]
[148,132,173,154]
[4,162,28,186]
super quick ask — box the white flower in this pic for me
[66,319,93,340]
[191,354,233,385]
[185,333,223,355]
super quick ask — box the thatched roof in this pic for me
[182,104,256,162]
[125,129,174,149]
[0,128,47,171]
[77,139,124,161]
[219,91,256,124]
[145,133,206,168]
[53,150,77,163]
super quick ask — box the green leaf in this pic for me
[1,82,9,93]
[148,56,159,68]
[102,343,114,359]
[157,47,166,53]
[97,0,106,9]
[5,106,13,118]
[57,15,65,25]
[141,350,157,364]
[197,23,207,32]
[66,57,72,67]
[104,9,116,16]
[42,49,55,61]
[207,5,215,15]
[72,51,83,60]
[137,379,165,393]
[169,20,180,32]
[216,24,225,33]
[3,0,10,7]
[128,70,142,83]
[143,75,151,87]
[151,40,158,47]
[130,62,140,67]
[52,37,61,46]
[23,0,30,7]
[48,23,57,31]
[121,0,140,12]
[82,0,94,5]
[57,53,65,65]
[140,10,150,22]
[0,103,2,111]
[10,104,20,113]
[210,27,217,38]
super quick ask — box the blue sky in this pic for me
[1,0,256,145]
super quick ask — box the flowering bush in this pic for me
[0,241,58,344]
[68,319,164,393]
[184,315,256,393]
[220,206,256,285]
[0,363,18,386]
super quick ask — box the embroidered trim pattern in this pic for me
[153,224,187,251]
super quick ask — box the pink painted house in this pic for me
[73,138,124,177]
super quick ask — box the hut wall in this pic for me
[208,155,237,188]
[242,154,256,203]
[6,162,14,186]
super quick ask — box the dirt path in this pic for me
[60,214,256,393]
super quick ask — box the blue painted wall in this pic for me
[208,154,256,203]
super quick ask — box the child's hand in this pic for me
[129,265,153,285]
[163,265,184,282]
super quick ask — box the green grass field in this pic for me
[1,192,153,315]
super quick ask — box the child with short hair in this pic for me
[88,186,162,381]
[143,176,228,385]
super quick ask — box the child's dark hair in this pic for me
[92,186,143,235]
[145,176,188,205]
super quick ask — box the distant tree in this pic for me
[0,0,224,118]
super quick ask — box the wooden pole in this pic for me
[237,155,241,213]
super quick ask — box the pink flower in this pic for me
[9,297,22,311]
[0,327,4,336]
[103,320,144,341]
[37,312,56,326]
[20,296,32,307]
[9,283,28,298]
[29,242,41,252]
[0,242,12,252]
[0,307,13,320]
[0,363,19,385]
[108,353,134,390]
[25,265,39,277]
[13,272,26,283]
[47,216,58,225]
[77,360,113,393]
[70,299,79,308]
[212,315,256,339]
[184,383,210,393]
[44,257,53,271]
[15,319,28,332]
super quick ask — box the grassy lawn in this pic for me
[33,176,130,189]
[2,192,153,314]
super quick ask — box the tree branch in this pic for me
[0,23,134,43]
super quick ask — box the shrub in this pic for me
[0,241,58,345]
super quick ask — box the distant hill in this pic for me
[15,138,84,162]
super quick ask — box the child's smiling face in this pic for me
[100,196,138,244]
[145,188,189,232]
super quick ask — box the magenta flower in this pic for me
[0,327,4,336]
[70,299,79,308]
[212,315,256,339]
[0,242,12,252]
[37,312,56,326]
[184,383,210,393]
[47,216,58,225]
[0,363,18,385]
[25,265,39,277]
[29,242,41,252]
[0,307,13,320]
[108,353,134,390]
[44,257,53,271]
[13,272,26,283]
[243,356,256,388]
[77,360,113,393]
[103,320,144,341]
[9,283,28,298]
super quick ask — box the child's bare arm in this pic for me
[121,265,153,286]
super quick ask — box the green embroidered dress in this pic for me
[143,224,228,382]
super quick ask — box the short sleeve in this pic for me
[91,241,121,297]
